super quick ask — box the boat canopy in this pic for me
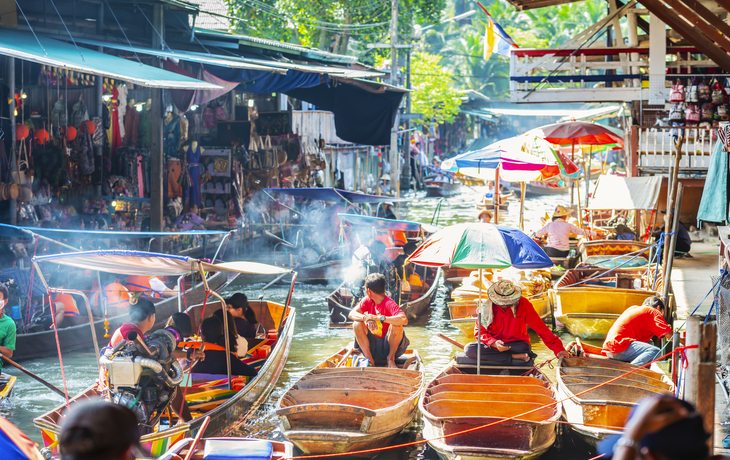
[0,224,228,240]
[338,213,439,234]
[587,175,662,210]
[265,188,407,204]
[33,250,294,277]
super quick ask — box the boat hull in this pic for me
[426,182,462,197]
[508,182,568,197]
[14,271,231,361]
[294,260,346,285]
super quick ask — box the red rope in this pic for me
[282,345,698,459]
[48,296,70,408]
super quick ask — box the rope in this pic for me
[48,295,70,408]
[48,0,85,61]
[15,1,47,56]
[133,2,172,52]
[282,346,698,459]
[103,0,144,66]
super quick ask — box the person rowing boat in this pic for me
[533,205,599,257]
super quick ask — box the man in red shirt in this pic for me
[109,299,156,347]
[603,296,673,366]
[349,273,409,368]
[467,280,570,365]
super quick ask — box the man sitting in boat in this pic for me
[466,280,570,365]
[0,285,16,370]
[58,400,152,460]
[125,275,178,299]
[602,296,673,366]
[192,316,258,377]
[348,273,410,368]
[477,209,492,223]
[533,205,598,257]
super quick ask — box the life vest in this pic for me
[408,273,423,287]
[106,282,131,308]
[125,276,163,299]
[55,293,80,317]
[392,231,407,247]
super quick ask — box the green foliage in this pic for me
[409,52,463,125]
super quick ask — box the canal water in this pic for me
[2,185,598,459]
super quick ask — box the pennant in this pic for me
[481,19,513,60]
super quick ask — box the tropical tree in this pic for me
[409,52,463,125]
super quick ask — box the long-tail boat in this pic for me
[32,251,297,457]
[578,240,652,270]
[160,438,293,460]
[550,266,666,339]
[420,360,561,460]
[276,347,423,455]
[556,355,673,446]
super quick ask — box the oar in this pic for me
[1,354,65,398]
[438,333,465,350]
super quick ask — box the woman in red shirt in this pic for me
[466,280,570,365]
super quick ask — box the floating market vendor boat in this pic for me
[0,224,234,362]
[328,214,441,327]
[448,268,552,336]
[550,266,666,339]
[0,373,16,402]
[276,347,424,455]
[160,437,293,460]
[507,181,569,197]
[420,360,561,460]
[426,180,462,198]
[578,240,652,270]
[33,251,297,457]
[556,355,673,446]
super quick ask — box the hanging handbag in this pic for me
[686,80,699,103]
[686,104,701,123]
[712,79,726,105]
[669,102,685,121]
[718,104,729,121]
[701,102,715,121]
[670,81,685,103]
[698,80,712,103]
[12,140,33,186]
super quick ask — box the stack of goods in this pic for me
[451,270,493,302]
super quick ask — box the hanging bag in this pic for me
[686,104,701,123]
[698,80,712,103]
[669,102,685,122]
[12,140,33,186]
[701,102,715,121]
[670,81,685,103]
[686,79,699,104]
[712,79,726,105]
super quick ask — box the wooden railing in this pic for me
[629,125,714,176]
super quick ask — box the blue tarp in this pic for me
[698,140,728,225]
[207,67,323,95]
[265,188,407,204]
[0,224,227,240]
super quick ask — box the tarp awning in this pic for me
[265,188,407,204]
[587,175,662,210]
[0,224,227,240]
[34,250,293,276]
[338,214,427,233]
[0,28,221,89]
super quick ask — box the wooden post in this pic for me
[149,5,164,232]
[685,315,700,405]
[7,56,16,225]
[493,168,500,225]
[662,183,683,309]
[697,321,716,455]
[519,182,526,231]
[662,138,683,276]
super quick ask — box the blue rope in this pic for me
[651,232,676,292]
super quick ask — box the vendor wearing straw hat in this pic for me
[465,280,570,365]
[477,209,492,223]
[533,205,598,258]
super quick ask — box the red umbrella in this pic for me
[529,120,624,147]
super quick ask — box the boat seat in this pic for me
[454,352,534,368]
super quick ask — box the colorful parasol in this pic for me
[406,223,552,270]
[0,415,44,460]
[528,120,624,147]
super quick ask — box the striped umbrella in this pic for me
[0,415,44,460]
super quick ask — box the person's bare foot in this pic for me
[512,353,530,362]
[387,359,398,369]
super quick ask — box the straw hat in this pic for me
[478,209,493,220]
[487,279,522,306]
[553,205,573,218]
[380,174,390,182]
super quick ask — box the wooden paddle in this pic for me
[438,333,465,350]
[1,353,66,398]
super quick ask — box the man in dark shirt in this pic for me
[192,316,257,377]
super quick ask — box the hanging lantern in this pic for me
[15,124,29,141]
[61,126,77,142]
[34,128,49,145]
[81,120,96,134]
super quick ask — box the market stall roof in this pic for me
[338,214,439,234]
[0,28,221,89]
[0,224,227,240]
[34,250,293,276]
[265,188,408,204]
[587,175,662,210]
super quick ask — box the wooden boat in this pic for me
[508,181,569,197]
[443,266,473,286]
[275,347,424,455]
[426,180,462,197]
[14,270,233,361]
[0,373,16,401]
[578,240,651,270]
[294,259,346,285]
[34,296,296,457]
[328,267,442,327]
[550,267,666,340]
[556,356,673,446]
[420,361,561,460]
[160,437,293,460]
[448,292,551,336]
[476,202,509,211]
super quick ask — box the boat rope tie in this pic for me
[281,345,698,460]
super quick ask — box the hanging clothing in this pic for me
[117,85,128,140]
[124,106,140,146]
[168,159,183,198]
[139,106,152,148]
[109,87,123,155]
[185,144,202,207]
[164,115,181,157]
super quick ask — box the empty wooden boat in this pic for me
[556,357,673,446]
[420,362,561,460]
[276,347,424,455]
[549,267,666,339]
[578,240,651,270]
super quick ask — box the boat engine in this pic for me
[100,328,184,431]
